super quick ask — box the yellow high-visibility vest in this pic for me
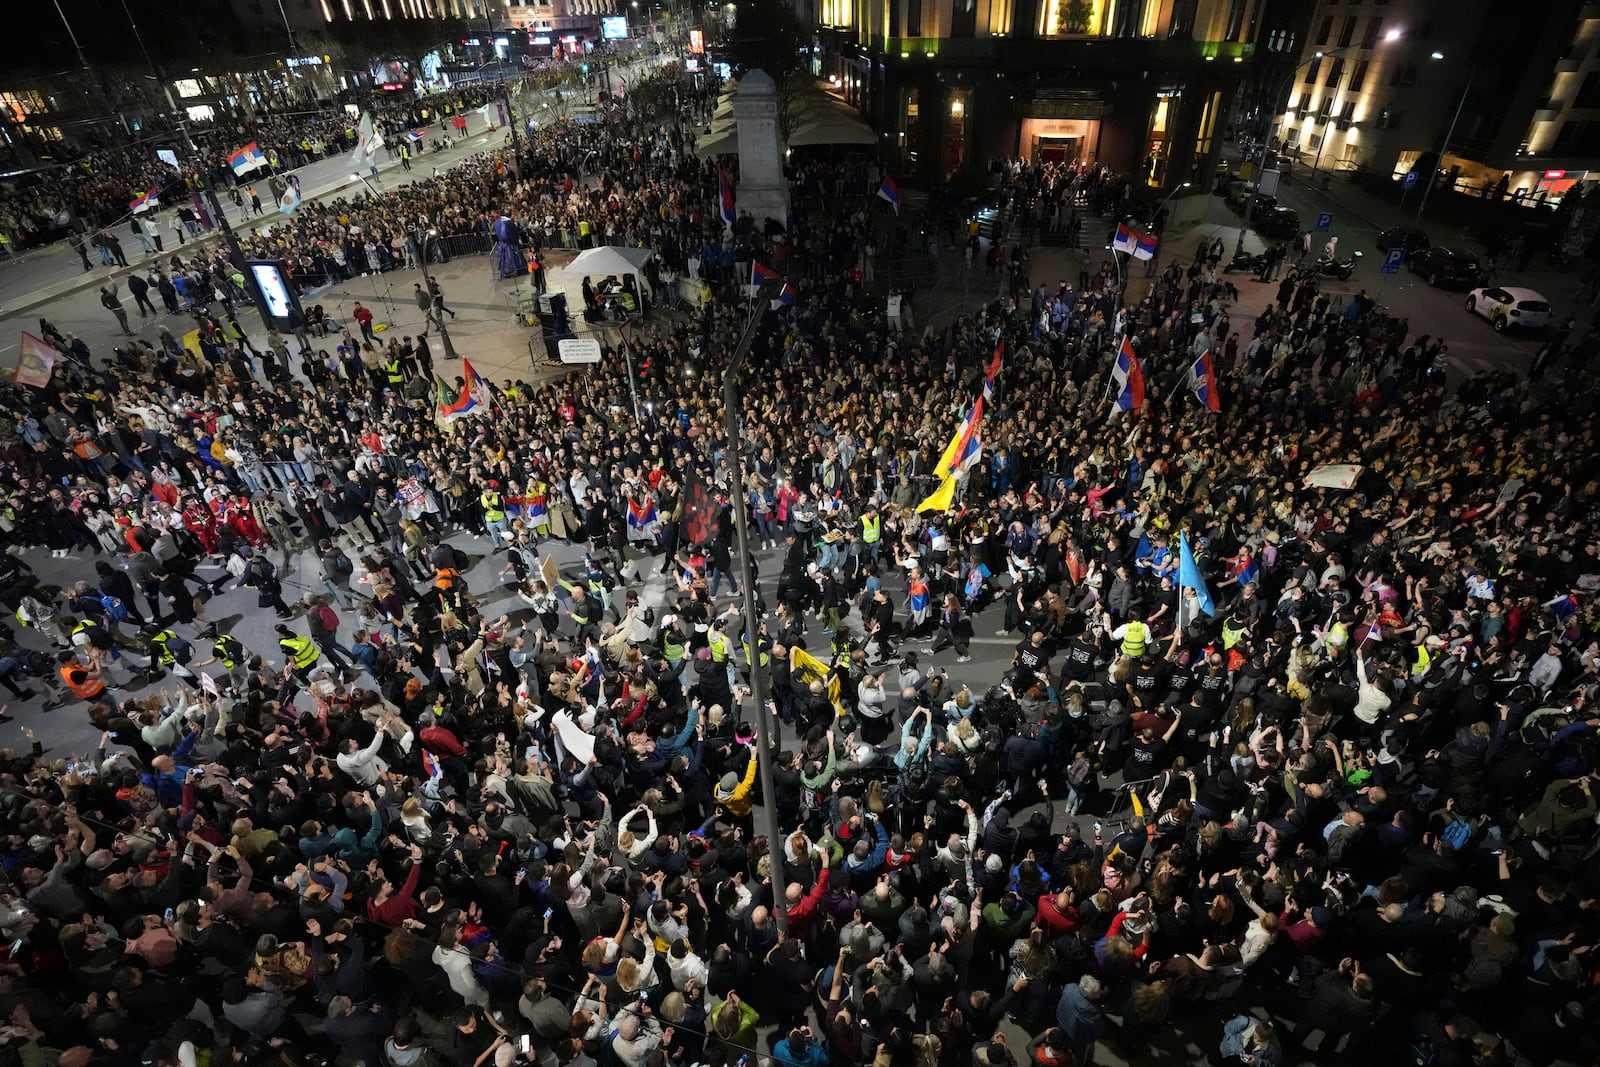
[1121,622,1148,657]
[280,634,319,669]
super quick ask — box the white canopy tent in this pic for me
[563,245,654,278]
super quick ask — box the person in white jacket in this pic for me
[666,939,708,991]
[432,931,489,1007]
[336,717,394,787]
[1352,649,1393,726]
[618,805,659,864]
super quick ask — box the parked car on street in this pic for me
[1410,246,1482,288]
[1465,286,1553,332]
[1375,227,1431,258]
[1255,206,1301,239]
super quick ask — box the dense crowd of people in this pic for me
[0,62,1598,1067]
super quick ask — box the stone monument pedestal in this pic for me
[731,70,791,231]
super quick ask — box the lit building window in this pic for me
[1144,89,1179,187]
[1037,0,1105,37]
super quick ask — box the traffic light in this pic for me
[581,62,590,74]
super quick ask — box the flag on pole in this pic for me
[1189,352,1221,412]
[751,260,795,308]
[13,332,57,388]
[625,498,660,541]
[877,176,901,212]
[682,464,722,546]
[1113,223,1159,260]
[128,187,159,213]
[789,645,844,717]
[405,128,428,143]
[228,143,266,175]
[356,112,383,157]
[916,473,958,514]
[933,397,984,479]
[1111,337,1146,413]
[983,341,1004,399]
[437,360,491,422]
[1178,531,1216,617]
[718,168,736,225]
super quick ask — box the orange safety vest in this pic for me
[60,663,105,700]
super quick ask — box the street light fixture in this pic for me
[1415,51,1474,224]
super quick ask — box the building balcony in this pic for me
[866,35,1252,70]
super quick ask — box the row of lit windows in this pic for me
[320,0,494,20]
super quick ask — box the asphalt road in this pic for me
[1212,163,1562,379]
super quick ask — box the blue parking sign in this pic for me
[1381,248,1405,274]
[1316,211,1334,231]
[1403,171,1419,188]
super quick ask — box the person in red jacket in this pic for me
[419,720,469,793]
[1035,886,1082,939]
[782,842,833,934]
[352,302,375,342]
[368,843,426,926]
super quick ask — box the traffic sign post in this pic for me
[1381,248,1405,274]
[1316,211,1335,231]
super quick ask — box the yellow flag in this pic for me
[917,473,958,513]
[789,646,843,718]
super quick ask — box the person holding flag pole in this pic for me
[916,395,984,514]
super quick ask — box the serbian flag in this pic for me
[128,187,158,213]
[405,128,428,143]
[983,341,1004,399]
[1112,223,1138,255]
[626,498,660,541]
[774,283,796,307]
[1113,223,1158,260]
[1111,337,1146,413]
[525,493,548,527]
[718,168,736,224]
[438,360,490,422]
[228,142,265,175]
[1189,352,1220,412]
[877,176,901,212]
[751,260,784,288]
[933,397,984,479]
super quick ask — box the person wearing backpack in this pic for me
[316,539,356,609]
[194,627,251,691]
[301,596,353,672]
[93,561,149,627]
[237,548,293,619]
[145,626,197,681]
